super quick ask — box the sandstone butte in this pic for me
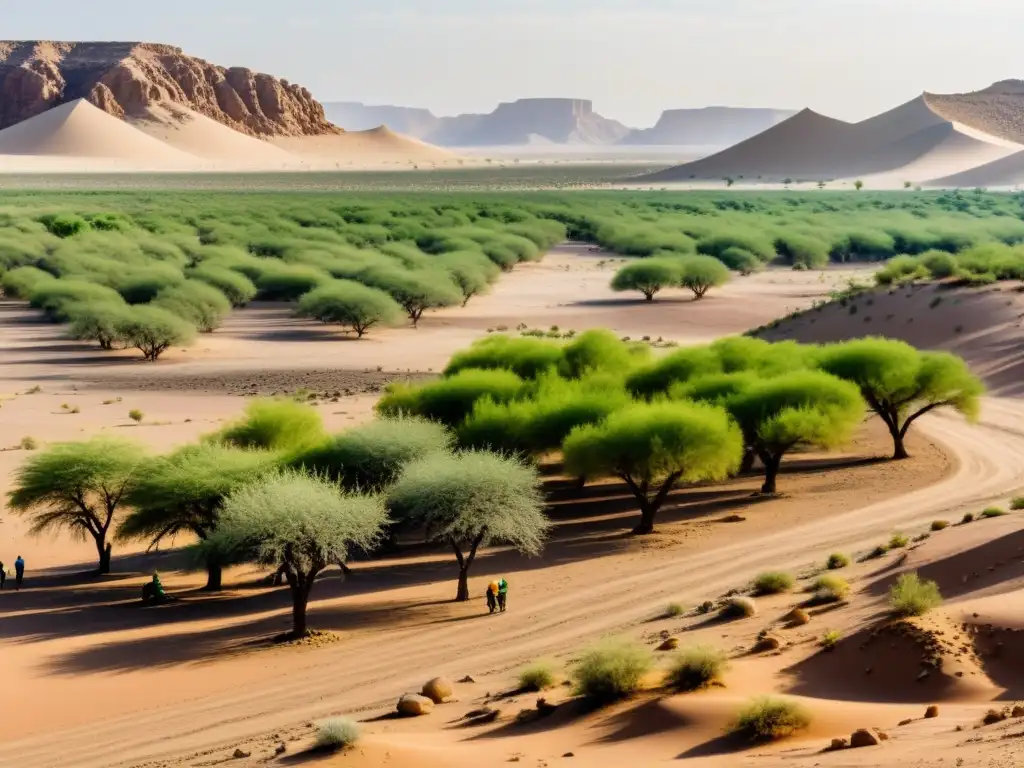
[0,40,341,137]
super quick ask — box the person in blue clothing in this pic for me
[14,555,25,590]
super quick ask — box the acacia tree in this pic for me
[726,371,865,494]
[677,255,731,299]
[296,280,405,338]
[817,338,983,459]
[610,259,681,301]
[120,305,197,361]
[562,401,743,534]
[387,450,548,601]
[206,470,387,638]
[119,444,276,590]
[8,438,146,574]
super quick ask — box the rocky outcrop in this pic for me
[0,41,339,136]
[926,80,1024,144]
[620,107,795,146]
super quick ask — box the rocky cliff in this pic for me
[0,41,339,136]
[620,107,796,146]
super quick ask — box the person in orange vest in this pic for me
[486,580,499,614]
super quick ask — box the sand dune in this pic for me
[644,95,1020,184]
[127,104,297,168]
[0,99,195,167]
[927,145,1024,187]
[269,125,457,168]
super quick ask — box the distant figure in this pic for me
[497,578,508,612]
[141,572,168,605]
[0,560,5,589]
[14,555,24,590]
[486,580,499,614]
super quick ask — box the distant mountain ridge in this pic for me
[323,99,793,146]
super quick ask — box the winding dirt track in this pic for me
[5,400,1024,768]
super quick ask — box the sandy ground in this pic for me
[1,247,1023,768]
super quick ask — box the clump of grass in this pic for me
[19,436,38,451]
[572,640,652,704]
[865,544,889,560]
[889,533,909,549]
[981,507,1008,518]
[666,646,729,691]
[730,697,811,741]
[664,602,686,618]
[931,520,949,531]
[962,512,975,524]
[102,397,122,405]
[1010,497,1024,511]
[811,575,850,603]
[820,630,842,650]
[313,717,360,751]
[752,571,794,596]
[826,552,850,570]
[25,385,42,394]
[889,572,943,617]
[128,409,144,423]
[721,596,757,619]
[62,404,81,414]
[518,661,557,692]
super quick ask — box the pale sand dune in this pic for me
[0,99,196,166]
[269,125,458,167]
[126,104,297,167]
[927,145,1024,187]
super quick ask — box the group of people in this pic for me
[0,556,25,590]
[485,577,508,613]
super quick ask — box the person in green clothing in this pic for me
[142,571,167,605]
[496,577,508,612]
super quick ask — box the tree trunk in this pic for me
[290,582,309,638]
[97,539,112,575]
[644,292,654,302]
[634,502,657,535]
[451,533,485,602]
[761,454,782,494]
[456,566,470,602]
[889,423,909,460]
[740,448,756,474]
[204,562,223,591]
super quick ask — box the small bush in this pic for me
[962,512,975,524]
[119,305,197,360]
[128,409,144,423]
[313,717,361,751]
[666,646,729,691]
[731,697,811,741]
[889,533,909,549]
[930,520,950,531]
[820,630,842,650]
[889,572,943,617]
[866,544,889,560]
[572,640,652,704]
[19,436,38,450]
[518,661,557,692]
[296,280,405,338]
[664,602,686,618]
[982,507,1008,518]
[826,552,850,570]
[1011,497,1024,511]
[753,571,794,596]
[212,398,325,452]
[811,575,850,603]
[721,596,757,618]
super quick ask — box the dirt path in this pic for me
[3,399,1022,768]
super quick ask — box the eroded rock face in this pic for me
[0,41,340,136]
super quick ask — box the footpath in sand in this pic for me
[1,249,1023,767]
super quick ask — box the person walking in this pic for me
[14,555,25,590]
[0,559,5,589]
[496,577,508,612]
[486,580,499,614]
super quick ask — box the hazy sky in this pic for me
[6,0,1024,127]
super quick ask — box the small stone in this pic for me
[874,729,890,741]
[274,743,286,755]
[459,675,476,684]
[422,677,454,704]
[849,729,880,748]
[757,634,783,651]
[562,753,575,758]
[232,748,251,759]
[657,638,679,651]
[787,608,811,625]
[898,719,913,726]
[829,738,848,750]
[397,694,435,717]
[924,705,939,718]
[1012,705,1024,718]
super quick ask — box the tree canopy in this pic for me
[210,398,326,453]
[296,280,405,338]
[563,401,743,533]
[817,338,983,459]
[8,437,147,573]
[678,255,731,299]
[376,368,525,427]
[387,450,548,600]
[610,258,681,301]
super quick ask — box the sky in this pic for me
[4,0,1024,128]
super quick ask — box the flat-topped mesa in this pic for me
[0,41,340,136]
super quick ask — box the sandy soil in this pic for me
[1,247,1022,768]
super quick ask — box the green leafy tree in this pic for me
[7,438,146,574]
[726,371,865,493]
[854,180,864,191]
[626,346,722,398]
[360,267,463,326]
[210,398,326,453]
[677,255,731,299]
[66,301,135,350]
[560,329,649,378]
[120,305,197,360]
[443,335,563,379]
[296,280,405,338]
[387,451,548,601]
[610,259,681,301]
[376,369,524,427]
[152,280,232,333]
[563,401,743,534]
[188,263,258,307]
[119,444,276,589]
[817,339,983,459]
[205,471,388,637]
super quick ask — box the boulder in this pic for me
[397,694,434,717]
[757,634,783,651]
[1012,705,1024,718]
[422,677,454,704]
[849,728,880,748]
[925,705,939,719]
[829,738,848,750]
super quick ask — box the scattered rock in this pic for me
[925,705,939,718]
[562,753,575,758]
[274,743,287,756]
[232,748,251,759]
[983,709,1008,725]
[657,638,679,651]
[829,738,848,751]
[787,608,811,626]
[422,677,454,704]
[874,729,890,741]
[397,694,434,717]
[898,719,913,727]
[849,729,881,748]
[465,708,500,724]
[756,634,783,651]
[465,708,492,719]
[459,675,476,684]
[536,697,557,717]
